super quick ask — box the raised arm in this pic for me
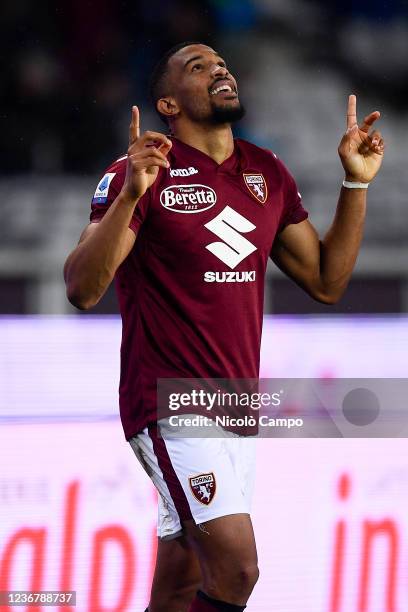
[271,95,385,304]
[64,106,172,310]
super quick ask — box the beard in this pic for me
[176,95,246,126]
[210,102,246,125]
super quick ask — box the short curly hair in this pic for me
[149,41,204,125]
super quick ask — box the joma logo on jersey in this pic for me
[169,166,198,177]
[204,206,257,269]
[160,184,216,213]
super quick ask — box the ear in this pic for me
[157,97,179,121]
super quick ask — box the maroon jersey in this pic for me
[90,137,308,439]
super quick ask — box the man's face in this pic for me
[166,44,244,124]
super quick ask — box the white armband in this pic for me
[342,180,369,189]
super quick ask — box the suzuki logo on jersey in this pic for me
[169,166,199,177]
[204,206,257,270]
[160,184,216,214]
[243,173,267,204]
[204,271,256,283]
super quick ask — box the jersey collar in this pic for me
[169,136,243,175]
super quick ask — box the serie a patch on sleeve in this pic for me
[92,172,116,204]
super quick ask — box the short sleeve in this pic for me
[276,158,308,233]
[89,161,150,235]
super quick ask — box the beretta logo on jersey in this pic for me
[160,184,216,214]
[243,173,268,204]
[189,472,216,505]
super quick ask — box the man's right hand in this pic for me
[121,105,172,202]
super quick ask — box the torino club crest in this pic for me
[189,472,216,505]
[243,173,268,204]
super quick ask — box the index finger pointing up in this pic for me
[347,94,357,130]
[129,105,140,146]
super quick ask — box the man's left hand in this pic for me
[338,94,385,183]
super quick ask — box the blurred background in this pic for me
[1,1,408,611]
[1,0,407,315]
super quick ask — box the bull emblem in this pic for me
[243,173,268,204]
[189,473,216,505]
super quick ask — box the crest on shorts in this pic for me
[243,173,268,204]
[189,472,216,505]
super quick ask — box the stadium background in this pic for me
[1,0,407,610]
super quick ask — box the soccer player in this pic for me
[64,42,384,612]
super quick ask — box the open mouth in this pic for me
[209,83,237,97]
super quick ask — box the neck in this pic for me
[172,120,234,165]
